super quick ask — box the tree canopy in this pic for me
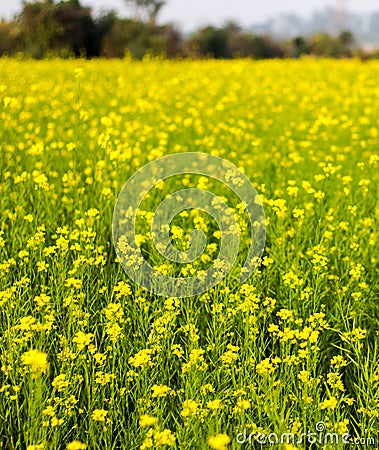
[0,0,370,59]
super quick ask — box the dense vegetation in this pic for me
[0,0,378,59]
[0,58,378,449]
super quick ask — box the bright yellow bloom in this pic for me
[153,429,175,446]
[73,331,93,351]
[139,415,158,427]
[181,399,200,417]
[129,349,152,368]
[207,434,231,450]
[66,441,87,450]
[319,396,338,410]
[22,349,48,374]
[91,409,108,422]
[52,374,70,392]
[151,384,171,398]
[207,399,223,410]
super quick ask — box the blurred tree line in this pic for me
[0,0,377,59]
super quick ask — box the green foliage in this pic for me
[289,31,356,58]
[101,19,178,59]
[0,0,175,59]
[308,33,343,58]
[0,58,378,448]
[189,25,285,59]
[0,0,372,59]
[191,26,228,58]
[124,0,166,24]
[292,36,308,58]
[0,0,113,58]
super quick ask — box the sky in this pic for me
[1,0,378,31]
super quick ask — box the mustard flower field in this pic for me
[0,58,378,449]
